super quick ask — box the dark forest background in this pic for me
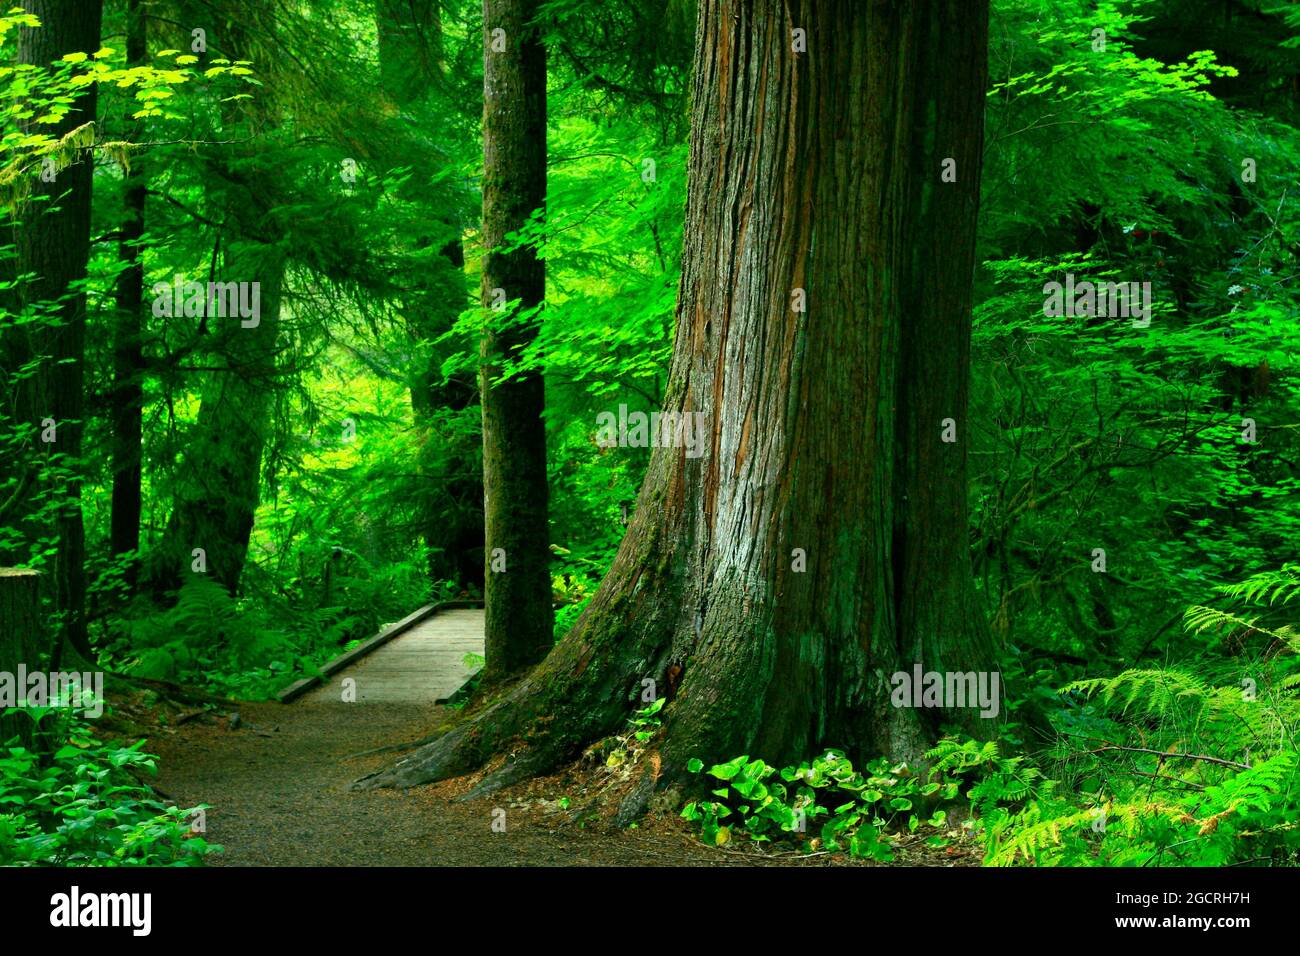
[2,0,1299,867]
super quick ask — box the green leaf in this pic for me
[707,755,748,781]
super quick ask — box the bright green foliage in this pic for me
[973,0,1300,666]
[597,698,666,772]
[682,750,955,862]
[3,0,1300,869]
[926,738,1047,817]
[0,11,251,214]
[100,577,292,697]
[0,709,218,866]
[982,568,1300,866]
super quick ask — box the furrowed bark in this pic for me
[359,0,996,793]
[478,0,553,678]
[0,569,41,751]
[1,0,105,663]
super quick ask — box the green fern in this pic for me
[1064,669,1212,718]
[987,566,1300,866]
[1185,564,1300,653]
[926,737,1045,816]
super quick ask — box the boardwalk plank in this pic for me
[287,607,485,705]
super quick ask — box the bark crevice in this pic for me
[359,0,997,793]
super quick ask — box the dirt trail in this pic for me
[148,699,803,866]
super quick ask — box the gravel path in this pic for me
[149,699,803,866]
[147,695,982,867]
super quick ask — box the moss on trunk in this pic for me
[359,0,998,796]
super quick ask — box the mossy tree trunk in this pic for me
[0,0,104,662]
[478,0,553,678]
[0,569,41,750]
[361,0,996,794]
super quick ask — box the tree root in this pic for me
[351,721,482,790]
[346,726,452,759]
[613,763,659,827]
[459,744,564,801]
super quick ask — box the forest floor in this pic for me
[105,690,982,867]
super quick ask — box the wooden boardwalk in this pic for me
[279,605,485,706]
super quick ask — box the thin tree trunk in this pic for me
[478,0,553,677]
[110,0,147,587]
[0,569,42,750]
[361,0,996,795]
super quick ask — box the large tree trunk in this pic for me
[0,1,104,662]
[478,0,553,678]
[109,0,147,586]
[360,0,995,794]
[0,569,41,751]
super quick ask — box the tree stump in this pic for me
[0,568,41,750]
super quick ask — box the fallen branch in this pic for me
[1081,744,1250,771]
[107,672,240,708]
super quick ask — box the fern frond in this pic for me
[1064,669,1210,718]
